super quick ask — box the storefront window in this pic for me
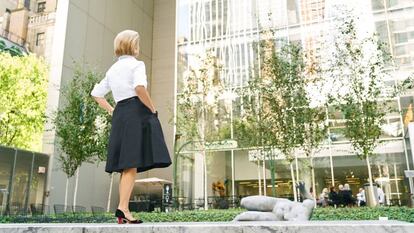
[332,152,409,206]
[29,153,48,209]
[312,156,334,197]
[0,147,14,215]
[0,146,49,215]
[9,150,32,214]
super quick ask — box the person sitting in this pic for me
[340,183,354,207]
[317,188,329,207]
[328,186,339,207]
[337,184,344,206]
[356,188,366,207]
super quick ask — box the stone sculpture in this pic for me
[233,182,315,221]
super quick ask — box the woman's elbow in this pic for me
[135,86,146,96]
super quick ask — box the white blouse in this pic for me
[91,55,147,103]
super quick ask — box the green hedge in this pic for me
[0,207,413,223]
[0,209,245,224]
[311,207,414,222]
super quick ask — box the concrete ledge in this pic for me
[0,221,413,233]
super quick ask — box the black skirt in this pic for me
[105,96,172,173]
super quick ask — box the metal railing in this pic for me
[28,12,55,25]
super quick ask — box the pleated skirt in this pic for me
[105,96,172,173]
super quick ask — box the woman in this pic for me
[356,187,366,207]
[91,30,171,224]
[341,183,354,207]
[318,188,329,207]
[328,186,339,207]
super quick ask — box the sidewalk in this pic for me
[0,220,413,233]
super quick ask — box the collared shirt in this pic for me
[91,55,147,103]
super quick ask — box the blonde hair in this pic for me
[114,30,140,57]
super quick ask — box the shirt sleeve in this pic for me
[132,61,147,89]
[91,74,111,97]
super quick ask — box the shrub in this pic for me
[311,207,414,223]
[1,207,413,223]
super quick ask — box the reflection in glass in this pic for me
[0,147,14,215]
[10,150,32,214]
[175,0,414,206]
[0,147,49,215]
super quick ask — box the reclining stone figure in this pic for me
[233,182,315,221]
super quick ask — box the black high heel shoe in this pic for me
[115,209,143,224]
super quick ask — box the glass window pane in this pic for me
[10,150,32,214]
[0,147,15,215]
[29,153,48,211]
[332,152,409,206]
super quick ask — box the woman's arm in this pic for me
[135,86,156,113]
[93,97,114,115]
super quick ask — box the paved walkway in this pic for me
[0,220,413,233]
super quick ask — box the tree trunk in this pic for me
[107,173,114,212]
[200,104,208,210]
[290,162,298,202]
[366,156,377,207]
[295,153,299,201]
[262,157,267,196]
[73,169,80,208]
[203,150,208,210]
[270,157,276,197]
[64,177,69,212]
[257,160,262,196]
[310,154,317,207]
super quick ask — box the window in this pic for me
[24,0,31,9]
[37,2,46,13]
[36,32,45,46]
[395,32,408,44]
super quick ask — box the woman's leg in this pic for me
[118,168,137,220]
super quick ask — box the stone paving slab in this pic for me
[0,220,413,233]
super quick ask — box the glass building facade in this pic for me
[175,0,414,206]
[0,146,49,215]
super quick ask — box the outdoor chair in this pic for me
[193,198,204,210]
[30,204,47,216]
[182,197,193,210]
[91,206,105,216]
[53,204,72,214]
[72,205,86,213]
[8,203,23,216]
[227,196,240,208]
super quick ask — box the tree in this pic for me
[53,66,110,208]
[261,43,309,202]
[0,52,48,151]
[176,49,224,209]
[237,34,317,200]
[236,38,276,196]
[320,10,397,206]
[296,49,329,204]
[298,105,327,204]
